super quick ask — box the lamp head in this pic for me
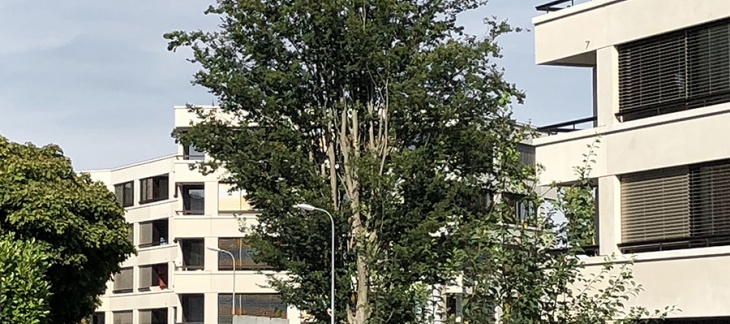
[293,203,317,211]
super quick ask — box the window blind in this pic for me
[690,162,730,237]
[621,166,690,243]
[113,268,133,293]
[619,18,730,121]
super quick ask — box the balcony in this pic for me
[536,116,597,136]
[535,0,592,13]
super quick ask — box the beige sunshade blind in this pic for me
[139,222,153,246]
[621,166,690,243]
[113,268,133,292]
[113,311,132,324]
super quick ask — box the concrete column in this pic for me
[598,176,622,256]
[205,237,219,271]
[133,265,139,293]
[596,46,620,127]
[205,292,219,324]
[168,305,176,324]
[205,181,218,217]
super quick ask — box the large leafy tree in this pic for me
[166,0,523,322]
[0,137,135,323]
[166,1,669,323]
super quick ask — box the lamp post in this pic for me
[293,203,335,324]
[208,247,236,316]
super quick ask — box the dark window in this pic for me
[139,308,167,324]
[140,175,169,204]
[113,267,133,293]
[217,238,271,271]
[620,160,730,253]
[445,294,458,319]
[503,193,537,224]
[114,181,134,207]
[182,184,205,215]
[217,294,287,323]
[139,263,168,291]
[516,143,536,167]
[181,294,205,324]
[183,144,205,161]
[139,219,169,248]
[181,239,205,270]
[91,312,105,324]
[619,18,730,121]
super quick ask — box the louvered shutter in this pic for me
[113,268,133,292]
[139,266,152,289]
[621,166,690,243]
[618,18,730,121]
[139,222,153,247]
[113,311,132,324]
[138,310,152,324]
[690,162,730,237]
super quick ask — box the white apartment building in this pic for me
[533,0,730,322]
[85,106,301,324]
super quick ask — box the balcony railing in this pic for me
[536,0,591,13]
[536,116,597,135]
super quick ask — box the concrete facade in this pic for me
[533,0,730,319]
[86,106,301,324]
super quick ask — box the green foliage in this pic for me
[456,139,676,323]
[166,0,525,322]
[166,0,670,323]
[0,137,136,323]
[0,234,51,324]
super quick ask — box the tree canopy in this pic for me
[166,0,669,323]
[0,137,135,323]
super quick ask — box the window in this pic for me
[139,263,168,291]
[183,144,205,161]
[621,160,730,253]
[91,312,105,324]
[503,193,537,224]
[113,311,132,324]
[516,143,536,167]
[139,308,167,324]
[127,223,134,246]
[180,239,205,270]
[217,294,286,323]
[217,238,271,271]
[618,18,730,121]
[113,267,133,293]
[140,174,169,204]
[181,294,205,324]
[181,184,205,215]
[218,183,253,213]
[114,181,134,207]
[139,219,169,248]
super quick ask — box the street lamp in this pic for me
[293,203,335,324]
[208,246,236,316]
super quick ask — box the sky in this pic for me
[0,0,592,171]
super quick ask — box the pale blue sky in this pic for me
[0,0,592,171]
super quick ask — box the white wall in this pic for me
[533,0,730,65]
